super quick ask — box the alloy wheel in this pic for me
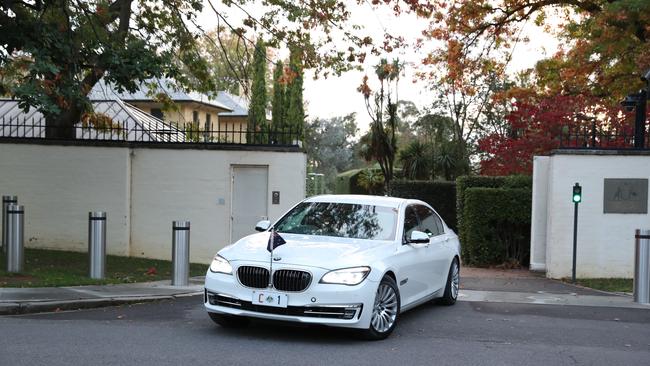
[371,283,398,333]
[450,261,459,299]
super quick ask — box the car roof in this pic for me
[304,194,412,209]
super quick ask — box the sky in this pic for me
[198,1,561,134]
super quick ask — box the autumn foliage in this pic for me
[478,94,633,176]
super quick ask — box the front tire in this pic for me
[208,312,250,328]
[361,275,400,340]
[439,258,460,306]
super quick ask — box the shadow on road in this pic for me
[201,300,452,344]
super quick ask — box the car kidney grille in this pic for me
[237,266,270,289]
[273,270,311,292]
[237,266,311,291]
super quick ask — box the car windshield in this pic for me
[274,202,397,240]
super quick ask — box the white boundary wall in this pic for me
[530,156,550,272]
[531,151,650,278]
[0,142,306,263]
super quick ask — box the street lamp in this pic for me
[620,69,650,149]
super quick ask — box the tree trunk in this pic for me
[45,105,82,139]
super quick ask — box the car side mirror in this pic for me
[255,220,271,232]
[408,230,430,244]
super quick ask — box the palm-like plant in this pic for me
[358,58,403,194]
[399,141,432,180]
[435,141,461,181]
[357,169,385,195]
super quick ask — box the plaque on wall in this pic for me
[603,179,648,214]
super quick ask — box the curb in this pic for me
[0,291,203,316]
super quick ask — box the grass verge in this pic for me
[0,248,207,288]
[565,278,633,293]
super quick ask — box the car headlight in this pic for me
[209,255,232,274]
[320,266,371,285]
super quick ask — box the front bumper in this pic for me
[204,264,377,329]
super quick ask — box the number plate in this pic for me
[252,291,288,308]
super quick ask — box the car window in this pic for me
[414,205,442,237]
[403,206,419,242]
[274,202,397,240]
[432,212,444,235]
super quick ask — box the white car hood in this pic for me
[219,232,395,270]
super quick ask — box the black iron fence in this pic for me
[0,116,303,147]
[559,123,648,150]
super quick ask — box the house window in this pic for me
[205,113,212,131]
[151,108,164,120]
[193,111,199,123]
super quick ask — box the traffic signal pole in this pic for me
[572,200,578,284]
[572,183,582,284]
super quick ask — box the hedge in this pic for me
[456,175,532,249]
[462,187,532,266]
[392,180,457,231]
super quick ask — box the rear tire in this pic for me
[208,312,250,328]
[439,258,460,306]
[360,275,400,341]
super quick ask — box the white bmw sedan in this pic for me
[204,194,460,339]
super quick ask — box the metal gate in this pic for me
[230,165,269,242]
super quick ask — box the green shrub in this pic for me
[456,175,532,249]
[456,175,532,266]
[502,175,533,189]
[335,170,354,194]
[392,180,457,231]
[335,169,363,194]
[335,168,381,195]
[357,169,385,195]
[462,187,531,266]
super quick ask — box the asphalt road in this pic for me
[1,296,650,366]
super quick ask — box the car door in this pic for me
[393,205,437,307]
[413,204,452,294]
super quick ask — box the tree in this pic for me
[399,141,431,180]
[357,169,385,195]
[271,61,287,129]
[358,58,402,194]
[394,100,419,151]
[397,110,470,181]
[478,94,631,175]
[304,114,359,192]
[248,38,268,143]
[419,0,649,102]
[413,112,453,142]
[0,0,387,139]
[198,28,254,96]
[286,48,305,138]
[1,1,215,138]
[412,112,468,181]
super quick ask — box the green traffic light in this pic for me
[572,183,582,203]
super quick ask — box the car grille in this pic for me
[237,266,312,292]
[205,290,362,320]
[237,266,269,289]
[273,269,312,292]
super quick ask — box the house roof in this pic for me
[89,79,233,112]
[0,98,187,142]
[215,91,249,117]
